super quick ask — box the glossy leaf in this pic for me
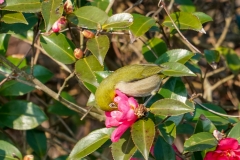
[83,81,97,94]
[155,49,194,64]
[88,0,111,15]
[131,119,155,160]
[111,129,137,160]
[75,55,104,87]
[184,132,218,152]
[48,92,76,116]
[175,0,195,12]
[155,114,184,126]
[0,65,53,96]
[1,11,28,24]
[95,71,112,84]
[159,77,187,103]
[150,98,194,116]
[102,13,133,29]
[0,34,10,55]
[142,38,167,62]
[154,136,175,160]
[7,56,27,68]
[192,104,229,126]
[0,100,48,130]
[0,13,37,37]
[218,47,240,74]
[26,130,47,158]
[228,122,240,143]
[193,12,213,24]
[185,61,202,74]
[0,140,22,160]
[177,123,194,135]
[163,12,204,33]
[204,50,220,69]
[158,121,176,144]
[40,33,76,64]
[67,6,108,29]
[69,128,113,159]
[1,0,41,13]
[86,35,110,66]
[41,0,63,32]
[194,115,216,134]
[130,14,156,37]
[161,62,196,77]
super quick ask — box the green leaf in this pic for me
[192,104,229,126]
[111,129,137,160]
[95,71,112,84]
[150,98,194,116]
[1,11,28,24]
[67,6,108,29]
[0,13,37,37]
[161,62,196,77]
[185,61,202,74]
[0,131,14,144]
[159,77,187,103]
[69,128,113,159]
[184,132,218,152]
[102,13,133,29]
[83,81,97,94]
[175,0,196,12]
[0,65,53,96]
[7,56,27,69]
[86,35,110,66]
[48,92,76,116]
[154,136,175,160]
[130,14,156,37]
[0,140,22,160]
[40,33,76,64]
[228,122,240,143]
[177,123,194,135]
[0,100,48,130]
[155,49,194,64]
[88,0,112,15]
[204,50,220,69]
[41,0,64,32]
[192,12,213,24]
[1,0,41,13]
[194,115,216,134]
[75,55,104,87]
[0,34,10,55]
[163,12,205,33]
[131,119,155,160]
[26,129,47,158]
[218,47,240,74]
[158,121,176,145]
[142,38,167,63]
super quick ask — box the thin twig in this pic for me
[159,1,202,54]
[124,0,143,13]
[138,38,158,58]
[57,116,76,138]
[57,72,75,98]
[211,74,234,91]
[105,0,115,13]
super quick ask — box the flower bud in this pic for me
[74,48,84,59]
[52,16,67,33]
[81,30,95,39]
[64,0,73,14]
[23,155,34,160]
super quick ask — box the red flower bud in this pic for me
[64,0,73,14]
[52,16,67,33]
[81,30,95,39]
[74,48,84,59]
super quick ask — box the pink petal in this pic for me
[128,97,138,109]
[217,138,239,150]
[0,0,4,4]
[111,122,132,142]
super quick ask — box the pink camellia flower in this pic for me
[0,0,4,4]
[105,90,139,142]
[52,17,67,33]
[204,137,240,160]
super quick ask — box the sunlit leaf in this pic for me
[0,100,48,130]
[130,14,156,37]
[67,6,108,29]
[1,11,28,24]
[0,140,22,160]
[194,115,216,134]
[131,119,155,160]
[184,132,218,152]
[86,35,110,66]
[0,34,10,55]
[150,98,194,116]
[40,33,76,64]
[41,0,64,32]
[102,13,133,29]
[1,0,41,13]
[228,122,240,143]
[161,62,196,77]
[193,12,213,24]
[158,121,176,144]
[175,0,195,12]
[69,128,113,159]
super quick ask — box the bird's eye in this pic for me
[109,103,117,108]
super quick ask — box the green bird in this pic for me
[95,64,166,111]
